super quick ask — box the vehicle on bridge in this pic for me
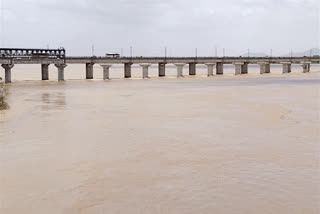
[106,53,120,58]
[0,48,66,59]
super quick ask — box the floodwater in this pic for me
[0,65,320,214]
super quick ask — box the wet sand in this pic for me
[0,67,319,214]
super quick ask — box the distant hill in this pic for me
[238,48,320,57]
[283,48,320,57]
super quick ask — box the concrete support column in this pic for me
[216,62,224,75]
[1,64,14,83]
[282,62,291,74]
[124,63,132,78]
[159,63,166,77]
[242,63,248,74]
[86,63,94,79]
[175,63,185,77]
[55,64,67,81]
[101,64,112,80]
[302,62,311,73]
[259,62,271,74]
[205,63,215,76]
[234,63,244,75]
[140,63,151,79]
[189,63,196,75]
[265,63,271,73]
[41,64,50,80]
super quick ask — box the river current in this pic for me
[0,65,319,214]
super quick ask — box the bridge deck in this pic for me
[1,56,319,65]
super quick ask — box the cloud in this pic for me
[1,0,319,56]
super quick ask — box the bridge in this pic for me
[0,48,65,59]
[0,48,319,83]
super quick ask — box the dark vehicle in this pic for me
[106,53,120,58]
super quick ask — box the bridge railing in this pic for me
[0,48,66,59]
[65,56,317,60]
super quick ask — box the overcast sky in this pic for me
[0,0,319,56]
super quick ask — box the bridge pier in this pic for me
[1,64,14,83]
[175,63,185,77]
[302,62,311,73]
[259,62,270,74]
[55,64,67,81]
[242,63,248,74]
[216,62,223,75]
[124,63,132,78]
[140,63,151,79]
[205,63,215,76]
[101,64,112,80]
[234,63,249,75]
[234,63,244,75]
[282,62,291,74]
[189,63,196,75]
[159,63,166,77]
[86,63,94,79]
[41,64,50,80]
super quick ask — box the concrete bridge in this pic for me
[1,56,319,83]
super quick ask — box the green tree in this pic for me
[0,77,9,110]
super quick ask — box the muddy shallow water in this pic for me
[0,66,319,214]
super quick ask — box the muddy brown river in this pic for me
[0,65,319,214]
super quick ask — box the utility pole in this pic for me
[164,47,167,58]
[130,46,133,58]
[91,45,95,56]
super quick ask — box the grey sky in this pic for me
[1,0,319,56]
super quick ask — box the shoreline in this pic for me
[0,80,9,110]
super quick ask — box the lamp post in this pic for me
[130,46,133,58]
[91,45,95,57]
